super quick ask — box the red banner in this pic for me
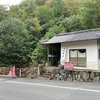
[64,62,74,69]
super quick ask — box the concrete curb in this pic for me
[0,75,17,79]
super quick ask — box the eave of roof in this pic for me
[42,28,100,44]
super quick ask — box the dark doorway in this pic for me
[48,43,61,66]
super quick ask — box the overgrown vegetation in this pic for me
[0,0,100,67]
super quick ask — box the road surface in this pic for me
[0,78,100,100]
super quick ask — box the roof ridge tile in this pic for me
[57,28,100,36]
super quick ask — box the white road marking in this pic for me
[6,81,100,93]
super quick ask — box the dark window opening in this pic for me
[99,49,100,59]
[48,44,61,66]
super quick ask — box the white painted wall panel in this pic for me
[60,40,99,70]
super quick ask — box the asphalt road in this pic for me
[0,78,100,100]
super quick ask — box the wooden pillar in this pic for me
[47,45,49,65]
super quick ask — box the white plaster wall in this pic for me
[60,40,99,70]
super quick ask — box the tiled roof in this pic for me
[42,28,100,44]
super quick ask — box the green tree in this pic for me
[9,0,36,20]
[51,0,67,17]
[25,17,43,49]
[25,17,43,38]
[65,0,82,15]
[0,18,33,67]
[62,15,83,32]
[35,5,54,24]
[34,0,47,5]
[0,5,8,22]
[79,0,100,28]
